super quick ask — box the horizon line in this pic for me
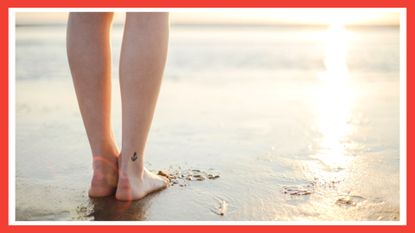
[15,22,400,28]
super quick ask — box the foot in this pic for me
[115,167,169,201]
[88,155,119,197]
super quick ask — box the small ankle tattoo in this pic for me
[131,152,138,162]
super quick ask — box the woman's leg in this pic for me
[67,12,119,197]
[116,12,170,201]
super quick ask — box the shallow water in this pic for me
[15,23,400,221]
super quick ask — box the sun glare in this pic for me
[313,22,354,171]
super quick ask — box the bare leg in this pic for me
[67,12,119,197]
[115,12,170,201]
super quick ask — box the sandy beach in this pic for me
[15,22,400,221]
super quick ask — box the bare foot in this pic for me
[115,167,169,201]
[88,154,118,197]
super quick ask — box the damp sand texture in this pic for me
[15,22,400,221]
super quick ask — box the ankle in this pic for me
[118,163,145,180]
[118,149,144,165]
[92,144,119,158]
[91,148,118,172]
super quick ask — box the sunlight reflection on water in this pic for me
[313,23,354,175]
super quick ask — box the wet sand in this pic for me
[15,24,401,221]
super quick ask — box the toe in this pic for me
[159,175,170,186]
[163,177,170,187]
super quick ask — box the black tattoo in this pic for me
[131,152,138,162]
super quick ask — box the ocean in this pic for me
[14,23,401,221]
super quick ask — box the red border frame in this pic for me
[1,0,412,232]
